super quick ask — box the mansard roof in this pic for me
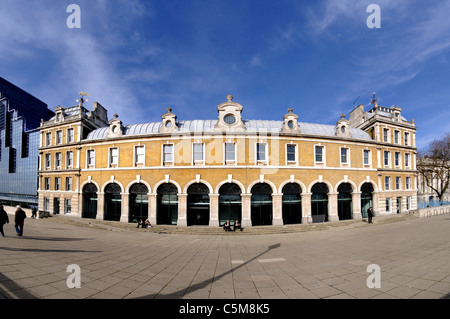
[86,119,371,141]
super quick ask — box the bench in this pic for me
[39,211,51,218]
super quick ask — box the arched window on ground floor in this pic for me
[219,183,241,226]
[82,183,97,219]
[129,183,149,223]
[187,183,210,226]
[311,183,328,223]
[104,183,122,221]
[282,183,302,224]
[157,183,178,225]
[251,183,273,226]
[361,183,374,218]
[338,183,353,220]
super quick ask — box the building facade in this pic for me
[0,77,53,206]
[38,94,418,227]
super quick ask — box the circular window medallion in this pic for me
[224,114,236,125]
[165,121,173,128]
[341,126,346,133]
[288,120,294,129]
[112,125,119,133]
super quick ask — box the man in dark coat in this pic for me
[0,205,9,237]
[367,207,373,224]
[14,205,27,236]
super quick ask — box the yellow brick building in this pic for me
[38,94,418,227]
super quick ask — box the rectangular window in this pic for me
[394,130,399,144]
[66,151,73,168]
[286,144,296,163]
[110,148,118,166]
[395,176,401,190]
[193,143,204,163]
[46,132,52,146]
[405,177,411,190]
[135,145,145,165]
[87,149,95,166]
[64,199,72,214]
[385,176,391,190]
[386,198,392,213]
[256,143,267,162]
[163,144,173,163]
[395,152,400,166]
[383,128,389,142]
[405,153,410,167]
[55,152,62,168]
[406,196,411,210]
[45,153,51,169]
[384,151,390,166]
[44,177,50,190]
[56,130,63,145]
[225,143,236,163]
[363,149,370,165]
[315,145,324,163]
[340,148,348,164]
[55,177,61,191]
[66,177,72,191]
[404,132,409,146]
[67,128,74,143]
[44,198,50,211]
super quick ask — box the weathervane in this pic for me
[76,92,90,107]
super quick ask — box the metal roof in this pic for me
[86,119,372,141]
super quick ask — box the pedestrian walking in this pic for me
[0,205,9,237]
[31,205,37,219]
[367,207,373,224]
[14,205,27,236]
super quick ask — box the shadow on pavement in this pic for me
[133,243,282,299]
[0,273,38,299]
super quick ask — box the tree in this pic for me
[417,133,450,201]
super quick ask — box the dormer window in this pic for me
[224,114,236,125]
[160,107,178,133]
[215,94,246,132]
[56,112,62,122]
[282,108,300,134]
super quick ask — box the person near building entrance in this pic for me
[223,220,231,231]
[31,206,37,219]
[367,207,373,224]
[14,205,27,236]
[0,205,9,237]
[234,220,243,231]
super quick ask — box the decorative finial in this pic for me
[76,92,90,107]
[113,113,119,119]
[167,107,172,113]
[341,113,345,119]
[288,107,293,113]
[226,94,233,102]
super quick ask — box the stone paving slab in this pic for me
[0,211,449,300]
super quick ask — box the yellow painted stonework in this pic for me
[38,95,418,228]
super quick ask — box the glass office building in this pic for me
[0,77,53,207]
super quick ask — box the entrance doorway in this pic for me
[251,183,273,226]
[157,183,178,225]
[104,183,122,221]
[218,183,241,226]
[129,183,149,223]
[338,183,353,220]
[311,183,328,223]
[361,183,374,218]
[187,183,210,226]
[82,183,98,219]
[282,183,302,224]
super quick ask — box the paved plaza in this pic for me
[0,211,449,300]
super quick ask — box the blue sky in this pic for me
[0,0,449,150]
